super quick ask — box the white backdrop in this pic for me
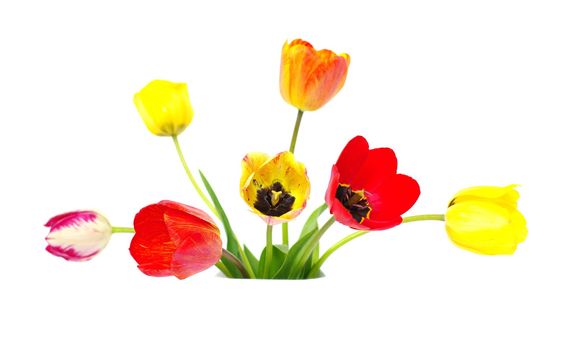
[1,1,574,349]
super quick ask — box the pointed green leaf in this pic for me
[199,170,240,255]
[199,170,256,278]
[244,245,260,277]
[273,227,317,279]
[300,203,328,238]
[259,244,288,279]
[220,256,246,279]
[273,203,328,279]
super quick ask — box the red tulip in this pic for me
[129,200,222,279]
[325,136,420,230]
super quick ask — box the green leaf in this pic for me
[199,170,256,278]
[273,204,328,279]
[300,203,328,238]
[273,228,317,279]
[259,244,288,279]
[272,203,326,279]
[199,170,240,255]
[244,245,260,277]
[220,256,246,279]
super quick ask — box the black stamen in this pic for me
[254,182,295,217]
[335,184,371,223]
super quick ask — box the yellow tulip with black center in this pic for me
[240,151,310,225]
[445,185,527,255]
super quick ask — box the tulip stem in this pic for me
[307,214,446,278]
[172,135,220,219]
[282,109,304,249]
[263,225,274,279]
[402,214,445,223]
[111,227,135,233]
[289,109,304,153]
[307,230,369,278]
[282,224,289,247]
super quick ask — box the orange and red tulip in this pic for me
[280,39,350,111]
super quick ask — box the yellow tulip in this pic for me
[280,39,350,111]
[445,185,527,255]
[133,80,193,136]
[240,151,310,225]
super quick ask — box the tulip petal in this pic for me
[445,201,522,255]
[349,147,398,190]
[130,204,176,276]
[449,184,520,210]
[172,231,222,280]
[335,136,369,184]
[280,39,350,111]
[240,152,270,189]
[367,174,421,221]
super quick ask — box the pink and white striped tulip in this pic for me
[45,211,113,262]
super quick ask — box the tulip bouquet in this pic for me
[44,39,528,280]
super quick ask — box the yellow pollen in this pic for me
[271,190,282,206]
[348,190,365,205]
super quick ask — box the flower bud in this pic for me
[134,80,193,136]
[445,185,527,255]
[45,211,112,261]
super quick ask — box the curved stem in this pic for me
[289,109,304,153]
[263,225,274,279]
[307,214,446,278]
[221,249,250,279]
[111,227,135,234]
[171,135,219,219]
[402,214,445,223]
[307,230,369,278]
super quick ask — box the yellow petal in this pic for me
[239,151,310,225]
[449,184,520,210]
[133,80,193,136]
[445,201,523,255]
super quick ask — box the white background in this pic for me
[1,0,574,349]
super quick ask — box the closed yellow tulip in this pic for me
[445,185,527,255]
[133,80,193,136]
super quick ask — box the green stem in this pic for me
[288,109,304,153]
[282,223,289,247]
[307,214,446,278]
[221,249,250,279]
[263,225,274,279]
[289,216,336,278]
[215,261,233,278]
[282,109,304,252]
[402,214,445,223]
[308,230,369,278]
[171,135,219,219]
[111,227,135,234]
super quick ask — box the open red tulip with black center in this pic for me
[129,200,222,279]
[325,136,420,230]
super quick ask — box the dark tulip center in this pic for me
[336,184,371,223]
[254,182,295,217]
